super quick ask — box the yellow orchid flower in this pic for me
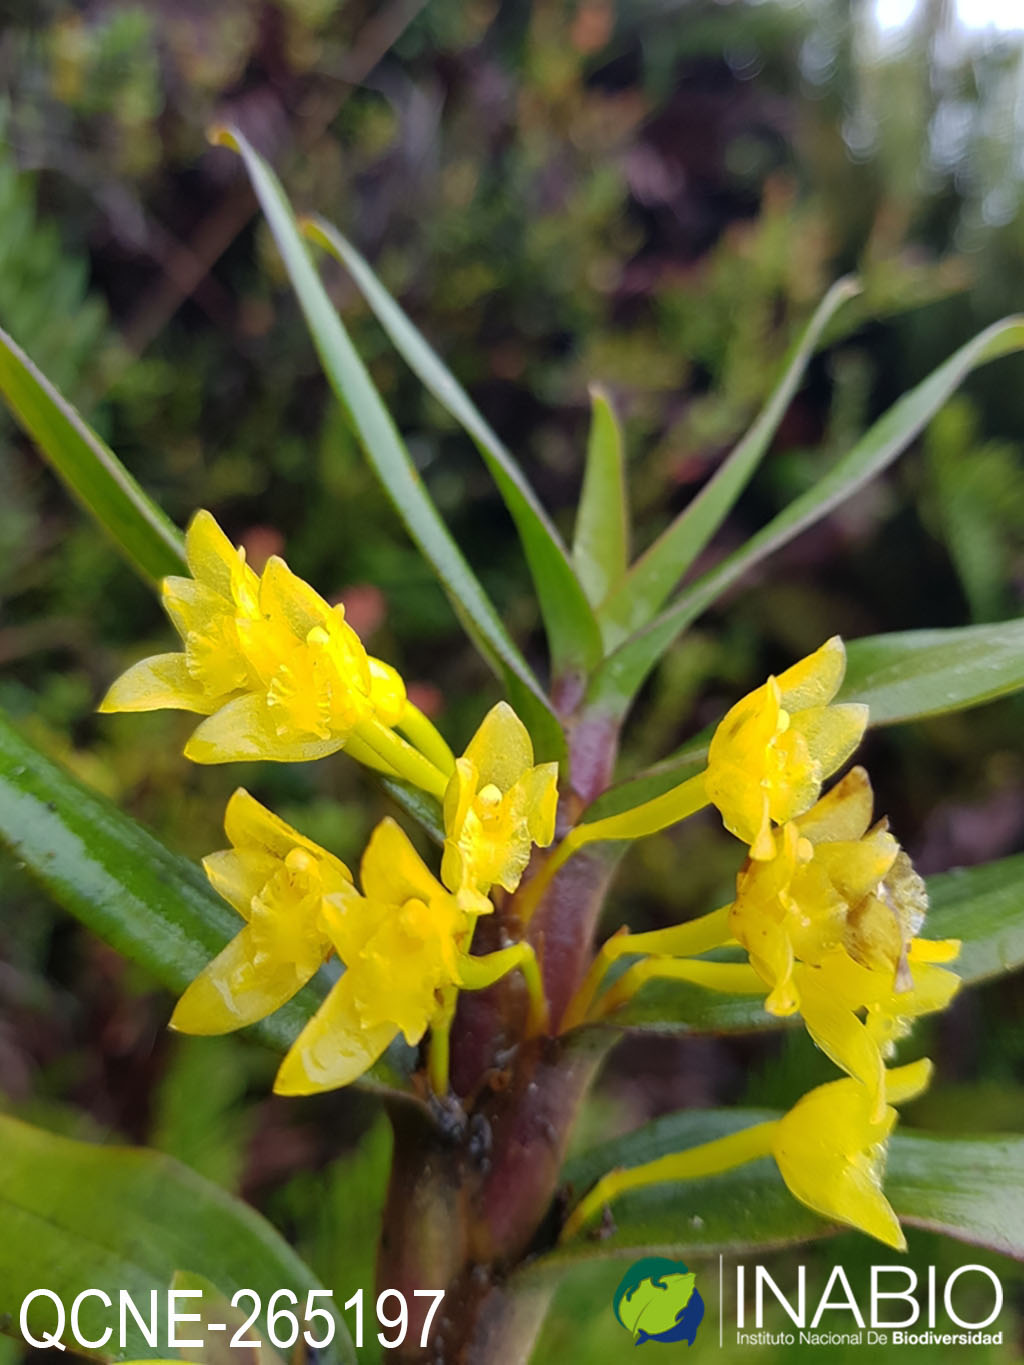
[100,510,262,717]
[794,946,959,1120]
[729,768,959,1116]
[516,639,868,917]
[275,817,547,1096]
[184,552,385,764]
[100,511,394,755]
[99,510,459,793]
[559,769,959,1081]
[441,702,558,912]
[772,1058,933,1250]
[705,636,868,859]
[729,767,899,1016]
[562,1059,932,1251]
[170,789,352,1034]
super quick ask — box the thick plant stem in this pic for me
[376,695,624,1361]
[469,1031,614,1267]
[378,1105,469,1362]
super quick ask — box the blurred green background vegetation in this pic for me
[0,1,1022,1361]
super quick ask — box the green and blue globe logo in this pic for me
[612,1257,705,1346]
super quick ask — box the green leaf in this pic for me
[0,1114,354,1363]
[304,216,603,681]
[840,619,1024,724]
[552,1110,1024,1262]
[0,325,186,583]
[927,850,1024,985]
[592,851,1024,1034]
[380,777,445,844]
[572,385,629,611]
[218,129,562,758]
[599,278,859,646]
[0,709,413,1094]
[588,315,1024,719]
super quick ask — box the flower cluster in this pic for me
[562,637,960,1247]
[102,512,557,1094]
[102,529,962,1246]
[101,511,407,766]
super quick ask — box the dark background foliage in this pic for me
[0,2,1022,1360]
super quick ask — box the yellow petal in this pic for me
[796,767,874,844]
[798,972,886,1120]
[884,1057,933,1105]
[185,509,247,598]
[772,1075,907,1250]
[520,761,559,847]
[360,817,439,906]
[273,971,395,1095]
[780,1138,906,1250]
[259,555,332,639]
[892,961,961,1014]
[161,575,230,640]
[170,925,313,1034]
[368,656,407,726]
[443,759,477,846]
[744,924,799,1015]
[787,702,869,786]
[440,838,468,901]
[222,789,350,883]
[775,636,846,710]
[464,701,534,791]
[98,653,215,714]
[320,885,380,965]
[202,848,280,920]
[184,694,345,764]
[908,937,960,964]
[814,830,898,904]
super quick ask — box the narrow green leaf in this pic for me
[0,1114,354,1363]
[927,850,1024,985]
[552,1109,1024,1262]
[304,216,603,680]
[840,619,1024,724]
[599,278,860,646]
[0,709,414,1094]
[591,851,1024,1034]
[588,315,1024,719]
[217,129,562,757]
[0,325,185,582]
[380,777,445,844]
[572,385,629,610]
